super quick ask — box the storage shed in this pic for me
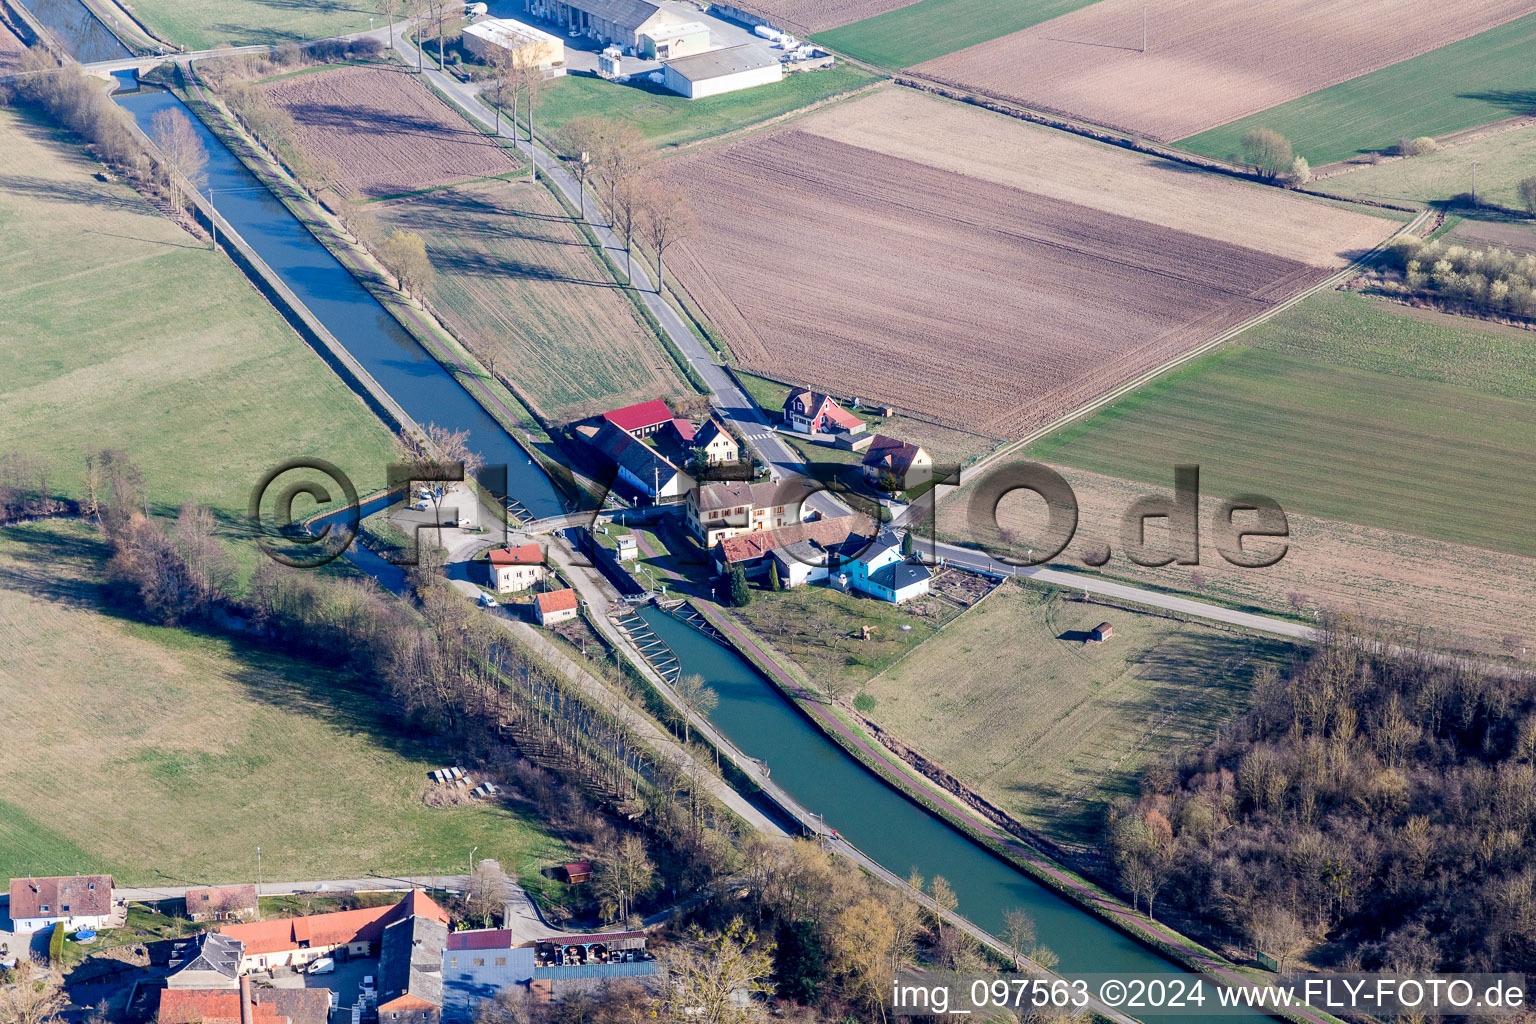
[661,43,781,99]
[639,20,710,60]
[463,17,565,68]
[1091,622,1114,643]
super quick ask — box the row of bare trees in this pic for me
[555,117,694,290]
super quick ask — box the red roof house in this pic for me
[534,589,579,626]
[219,889,447,963]
[783,390,864,435]
[488,542,543,566]
[7,875,113,931]
[602,399,674,438]
[185,884,260,922]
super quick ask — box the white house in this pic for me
[487,542,549,594]
[661,44,781,100]
[6,875,115,934]
[834,531,931,604]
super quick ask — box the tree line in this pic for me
[1376,234,1536,323]
[1104,620,1536,975]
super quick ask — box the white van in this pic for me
[307,958,336,975]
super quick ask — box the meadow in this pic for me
[0,109,396,541]
[1178,11,1536,166]
[116,0,374,49]
[1318,125,1536,211]
[813,0,1097,68]
[1024,291,1536,557]
[862,582,1288,842]
[527,63,882,150]
[375,179,684,422]
[0,521,570,884]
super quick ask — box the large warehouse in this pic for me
[524,0,692,52]
[662,43,781,99]
[463,17,565,68]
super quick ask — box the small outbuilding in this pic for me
[563,861,592,884]
[1091,622,1114,643]
[535,588,579,627]
[638,20,710,60]
[661,44,781,100]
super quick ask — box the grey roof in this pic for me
[532,960,659,980]
[868,560,931,593]
[861,530,903,561]
[442,946,536,1024]
[167,931,244,980]
[254,989,331,1024]
[563,0,659,29]
[380,914,448,1009]
[664,43,777,82]
[593,421,686,493]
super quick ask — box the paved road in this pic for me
[390,36,844,521]
[928,540,1317,640]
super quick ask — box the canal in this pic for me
[110,83,567,521]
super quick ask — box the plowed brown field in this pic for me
[726,0,921,34]
[262,66,517,200]
[915,0,1536,141]
[661,129,1326,438]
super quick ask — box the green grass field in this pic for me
[119,0,375,49]
[813,0,1096,69]
[731,581,962,696]
[1179,12,1536,166]
[528,64,883,149]
[0,520,571,885]
[0,109,397,554]
[375,180,684,422]
[862,582,1288,841]
[1317,126,1536,212]
[1029,291,1536,556]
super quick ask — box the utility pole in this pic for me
[1471,161,1478,205]
[208,187,215,251]
[1142,4,1147,53]
[256,846,262,896]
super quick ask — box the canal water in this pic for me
[637,607,1264,1021]
[110,85,567,520]
[21,0,128,61]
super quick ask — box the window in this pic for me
[39,904,49,913]
[88,882,95,891]
[201,894,211,902]
[495,957,507,966]
[472,958,485,967]
[61,905,70,913]
[449,957,458,967]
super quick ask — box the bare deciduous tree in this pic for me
[150,107,208,216]
[378,229,434,300]
[376,0,401,50]
[638,183,693,293]
[663,918,775,1024]
[1239,128,1294,183]
[556,116,606,220]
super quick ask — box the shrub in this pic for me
[1287,155,1310,186]
[1397,136,1438,156]
[49,922,65,964]
[1519,175,1536,218]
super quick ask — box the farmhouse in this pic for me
[525,0,690,53]
[587,419,694,499]
[783,389,864,436]
[694,418,739,466]
[602,398,673,438]
[462,17,564,69]
[861,434,932,491]
[487,542,549,594]
[378,912,449,1024]
[166,931,245,989]
[219,888,448,972]
[6,875,114,933]
[184,884,259,923]
[831,530,930,604]
[687,478,810,546]
[535,588,579,626]
[712,516,859,581]
[639,20,711,60]
[662,44,782,100]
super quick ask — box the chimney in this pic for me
[239,975,254,1024]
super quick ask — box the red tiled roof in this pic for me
[157,990,285,1024]
[7,875,113,920]
[446,929,514,951]
[536,589,578,614]
[670,418,697,443]
[563,861,592,876]
[488,543,543,566]
[602,399,673,433]
[784,390,863,431]
[219,889,447,956]
[716,517,858,564]
[861,434,927,475]
[186,884,258,916]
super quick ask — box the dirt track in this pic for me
[263,65,517,200]
[662,129,1325,439]
[915,0,1536,141]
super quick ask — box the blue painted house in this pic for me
[834,531,931,604]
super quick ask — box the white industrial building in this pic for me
[463,17,565,68]
[661,43,781,99]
